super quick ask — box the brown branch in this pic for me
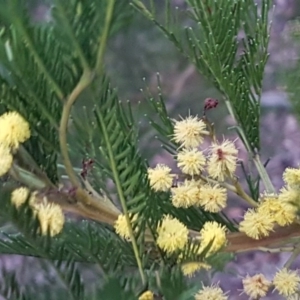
[42,190,300,254]
[224,224,300,252]
[37,189,119,225]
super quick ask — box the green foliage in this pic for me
[0,0,275,299]
[0,271,29,300]
[0,187,136,269]
[132,0,271,153]
[285,19,300,120]
[155,266,198,300]
[0,0,132,183]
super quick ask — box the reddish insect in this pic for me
[80,158,94,180]
[204,98,219,111]
[216,148,225,161]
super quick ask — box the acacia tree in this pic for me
[0,0,299,299]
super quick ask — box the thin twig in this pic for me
[95,0,115,75]
[199,174,258,207]
[17,145,56,188]
[59,71,92,188]
[253,153,276,194]
[231,176,258,207]
[284,244,300,269]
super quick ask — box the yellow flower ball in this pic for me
[177,148,206,175]
[181,261,211,277]
[242,274,271,299]
[0,145,13,177]
[147,164,174,192]
[138,291,153,300]
[36,201,65,237]
[11,186,30,208]
[283,167,300,189]
[199,221,227,256]
[273,268,300,297]
[207,140,238,181]
[114,213,138,240]
[156,215,188,253]
[199,184,227,213]
[0,111,30,149]
[195,284,228,300]
[173,115,208,148]
[171,180,200,208]
[258,194,296,226]
[239,209,274,240]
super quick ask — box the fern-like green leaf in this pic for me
[133,0,271,152]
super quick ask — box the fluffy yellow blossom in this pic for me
[199,221,227,256]
[207,140,238,181]
[0,145,13,176]
[138,291,153,300]
[181,261,211,277]
[239,209,274,240]
[114,214,138,240]
[283,167,300,189]
[36,202,65,236]
[288,294,300,300]
[156,215,188,253]
[172,116,208,148]
[177,148,206,175]
[258,194,296,226]
[11,187,30,208]
[26,191,40,209]
[273,268,300,297]
[199,184,227,213]
[0,111,30,149]
[171,180,200,208]
[195,284,228,300]
[242,274,271,299]
[147,164,174,192]
[279,186,300,207]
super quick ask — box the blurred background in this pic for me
[2,0,300,299]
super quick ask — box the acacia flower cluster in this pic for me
[156,214,189,253]
[114,213,139,240]
[177,148,206,175]
[242,268,300,299]
[143,115,233,277]
[115,111,300,294]
[147,164,174,191]
[198,221,227,255]
[242,273,271,299]
[273,268,300,297]
[0,111,30,149]
[10,187,65,237]
[147,115,238,213]
[0,111,30,177]
[240,191,297,240]
[207,140,238,181]
[181,261,211,277]
[171,179,199,208]
[280,167,300,211]
[172,115,208,148]
[0,145,13,177]
[138,290,154,300]
[0,112,64,237]
[283,167,300,190]
[175,222,227,278]
[239,167,300,240]
[35,201,65,237]
[157,219,227,277]
[10,186,31,208]
[194,284,228,300]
